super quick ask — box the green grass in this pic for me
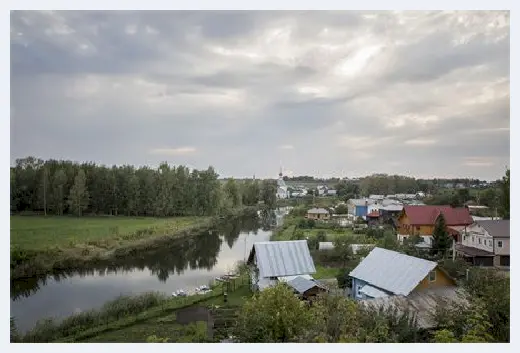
[314,265,341,279]
[10,215,208,251]
[50,278,253,343]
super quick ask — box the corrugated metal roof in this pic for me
[252,240,316,278]
[380,204,404,212]
[349,247,437,296]
[359,287,466,329]
[286,276,321,294]
[360,284,389,298]
[278,274,314,282]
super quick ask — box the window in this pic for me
[498,241,503,248]
[357,285,362,297]
[472,236,475,242]
[483,240,486,245]
[478,238,481,244]
[428,270,436,282]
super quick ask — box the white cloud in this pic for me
[279,144,294,150]
[404,139,437,146]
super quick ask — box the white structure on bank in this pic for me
[276,168,289,199]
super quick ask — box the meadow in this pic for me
[10,215,209,251]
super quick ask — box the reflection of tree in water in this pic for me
[218,212,261,249]
[11,214,263,300]
[259,209,277,231]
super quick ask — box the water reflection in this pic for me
[11,212,268,301]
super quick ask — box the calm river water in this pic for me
[11,208,290,332]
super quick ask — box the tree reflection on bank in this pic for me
[11,212,267,301]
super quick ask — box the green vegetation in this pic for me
[314,265,341,279]
[12,274,254,343]
[11,216,208,251]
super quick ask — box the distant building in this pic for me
[306,208,330,221]
[276,168,289,199]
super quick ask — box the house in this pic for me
[247,240,317,291]
[347,199,374,218]
[306,208,330,221]
[396,205,473,247]
[455,220,510,267]
[379,204,404,223]
[366,210,381,227]
[327,189,337,196]
[348,247,456,301]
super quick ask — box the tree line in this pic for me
[10,157,277,217]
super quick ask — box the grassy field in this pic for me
[314,265,341,279]
[10,215,209,251]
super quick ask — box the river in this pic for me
[10,208,291,332]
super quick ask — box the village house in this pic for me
[366,210,381,227]
[396,205,473,248]
[347,199,373,218]
[306,207,330,221]
[455,220,510,267]
[349,247,457,300]
[247,240,325,299]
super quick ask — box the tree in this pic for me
[333,237,355,267]
[67,169,90,216]
[52,169,68,216]
[223,178,242,208]
[431,213,450,258]
[260,180,277,208]
[235,283,313,342]
[500,168,510,219]
[334,204,349,214]
[457,188,470,205]
[39,165,51,215]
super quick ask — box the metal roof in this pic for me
[251,240,316,278]
[286,276,322,294]
[307,208,329,214]
[360,284,389,298]
[359,287,466,329]
[476,220,510,238]
[380,204,404,212]
[349,199,374,206]
[349,247,437,296]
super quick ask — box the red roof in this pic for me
[402,205,473,226]
[366,210,380,218]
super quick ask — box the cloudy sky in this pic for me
[10,10,510,180]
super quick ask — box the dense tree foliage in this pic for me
[500,168,510,219]
[431,213,451,258]
[10,157,274,217]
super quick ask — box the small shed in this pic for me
[306,208,330,221]
[286,276,328,299]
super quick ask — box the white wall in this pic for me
[461,223,494,253]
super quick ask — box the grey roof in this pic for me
[287,276,322,294]
[349,199,374,206]
[250,240,316,278]
[380,204,404,212]
[359,287,466,329]
[475,220,510,238]
[307,208,329,214]
[360,284,389,298]
[349,247,437,296]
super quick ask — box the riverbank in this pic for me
[10,206,259,280]
[12,275,252,343]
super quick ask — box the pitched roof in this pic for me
[307,208,329,214]
[475,220,510,238]
[248,240,316,278]
[349,247,437,296]
[359,287,467,329]
[402,205,473,226]
[360,284,389,298]
[286,276,324,294]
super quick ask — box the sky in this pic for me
[10,10,510,180]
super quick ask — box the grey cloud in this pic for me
[10,10,510,180]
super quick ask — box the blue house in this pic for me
[348,247,455,300]
[347,199,373,218]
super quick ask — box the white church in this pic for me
[276,168,289,199]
